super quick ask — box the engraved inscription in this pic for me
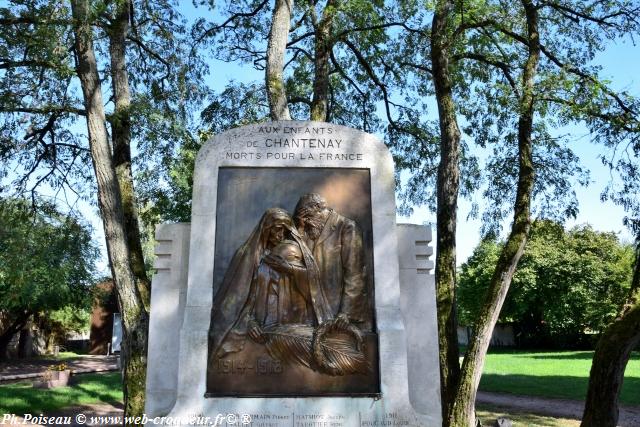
[223,125,364,162]
[361,413,411,426]
[250,413,292,427]
[296,414,345,427]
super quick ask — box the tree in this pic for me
[36,305,92,353]
[449,4,539,423]
[582,240,640,427]
[1,0,206,418]
[458,221,634,348]
[430,0,463,416]
[70,0,149,416]
[194,0,413,129]
[409,2,639,423]
[266,0,293,120]
[0,198,97,358]
[580,27,640,426]
[106,0,149,311]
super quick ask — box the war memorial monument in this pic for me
[144,121,441,426]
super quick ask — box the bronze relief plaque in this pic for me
[206,167,379,396]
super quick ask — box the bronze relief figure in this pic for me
[207,193,378,396]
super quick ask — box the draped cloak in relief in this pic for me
[208,208,332,360]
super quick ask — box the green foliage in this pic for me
[0,0,92,197]
[137,80,268,227]
[0,197,97,332]
[458,220,634,348]
[35,306,91,347]
[0,0,207,204]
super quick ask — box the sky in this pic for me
[198,24,639,265]
[5,4,638,273]
[402,38,639,263]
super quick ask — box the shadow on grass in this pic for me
[0,372,122,414]
[72,373,122,403]
[526,351,595,361]
[480,374,640,406]
[526,351,640,361]
[476,404,581,427]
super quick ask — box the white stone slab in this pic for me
[145,223,191,416]
[397,224,441,418]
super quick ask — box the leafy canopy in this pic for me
[458,219,634,348]
[0,198,98,316]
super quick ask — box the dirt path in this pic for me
[0,355,118,383]
[477,391,640,427]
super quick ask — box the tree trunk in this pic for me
[108,0,150,311]
[0,311,31,360]
[70,0,149,420]
[18,328,31,358]
[266,0,293,121]
[310,0,338,121]
[0,333,13,360]
[449,1,539,425]
[430,1,462,422]
[581,246,640,427]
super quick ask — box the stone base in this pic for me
[34,370,71,389]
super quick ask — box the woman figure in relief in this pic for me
[208,207,331,360]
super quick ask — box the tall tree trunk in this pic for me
[310,0,338,121]
[581,246,640,427]
[108,0,150,311]
[266,0,293,121]
[70,0,149,419]
[18,327,31,358]
[449,1,539,425]
[430,1,462,422]
[0,311,31,360]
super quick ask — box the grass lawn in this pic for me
[0,372,123,414]
[480,349,640,405]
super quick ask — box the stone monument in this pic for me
[145,121,441,426]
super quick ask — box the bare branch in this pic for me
[340,37,426,143]
[0,105,86,116]
[334,22,425,41]
[397,61,433,75]
[540,96,639,133]
[488,23,638,117]
[0,60,59,69]
[455,52,519,94]
[126,33,171,81]
[538,45,637,117]
[194,0,269,45]
[452,19,496,41]
[539,1,640,28]
[329,49,366,98]
[287,46,313,66]
[287,31,315,47]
